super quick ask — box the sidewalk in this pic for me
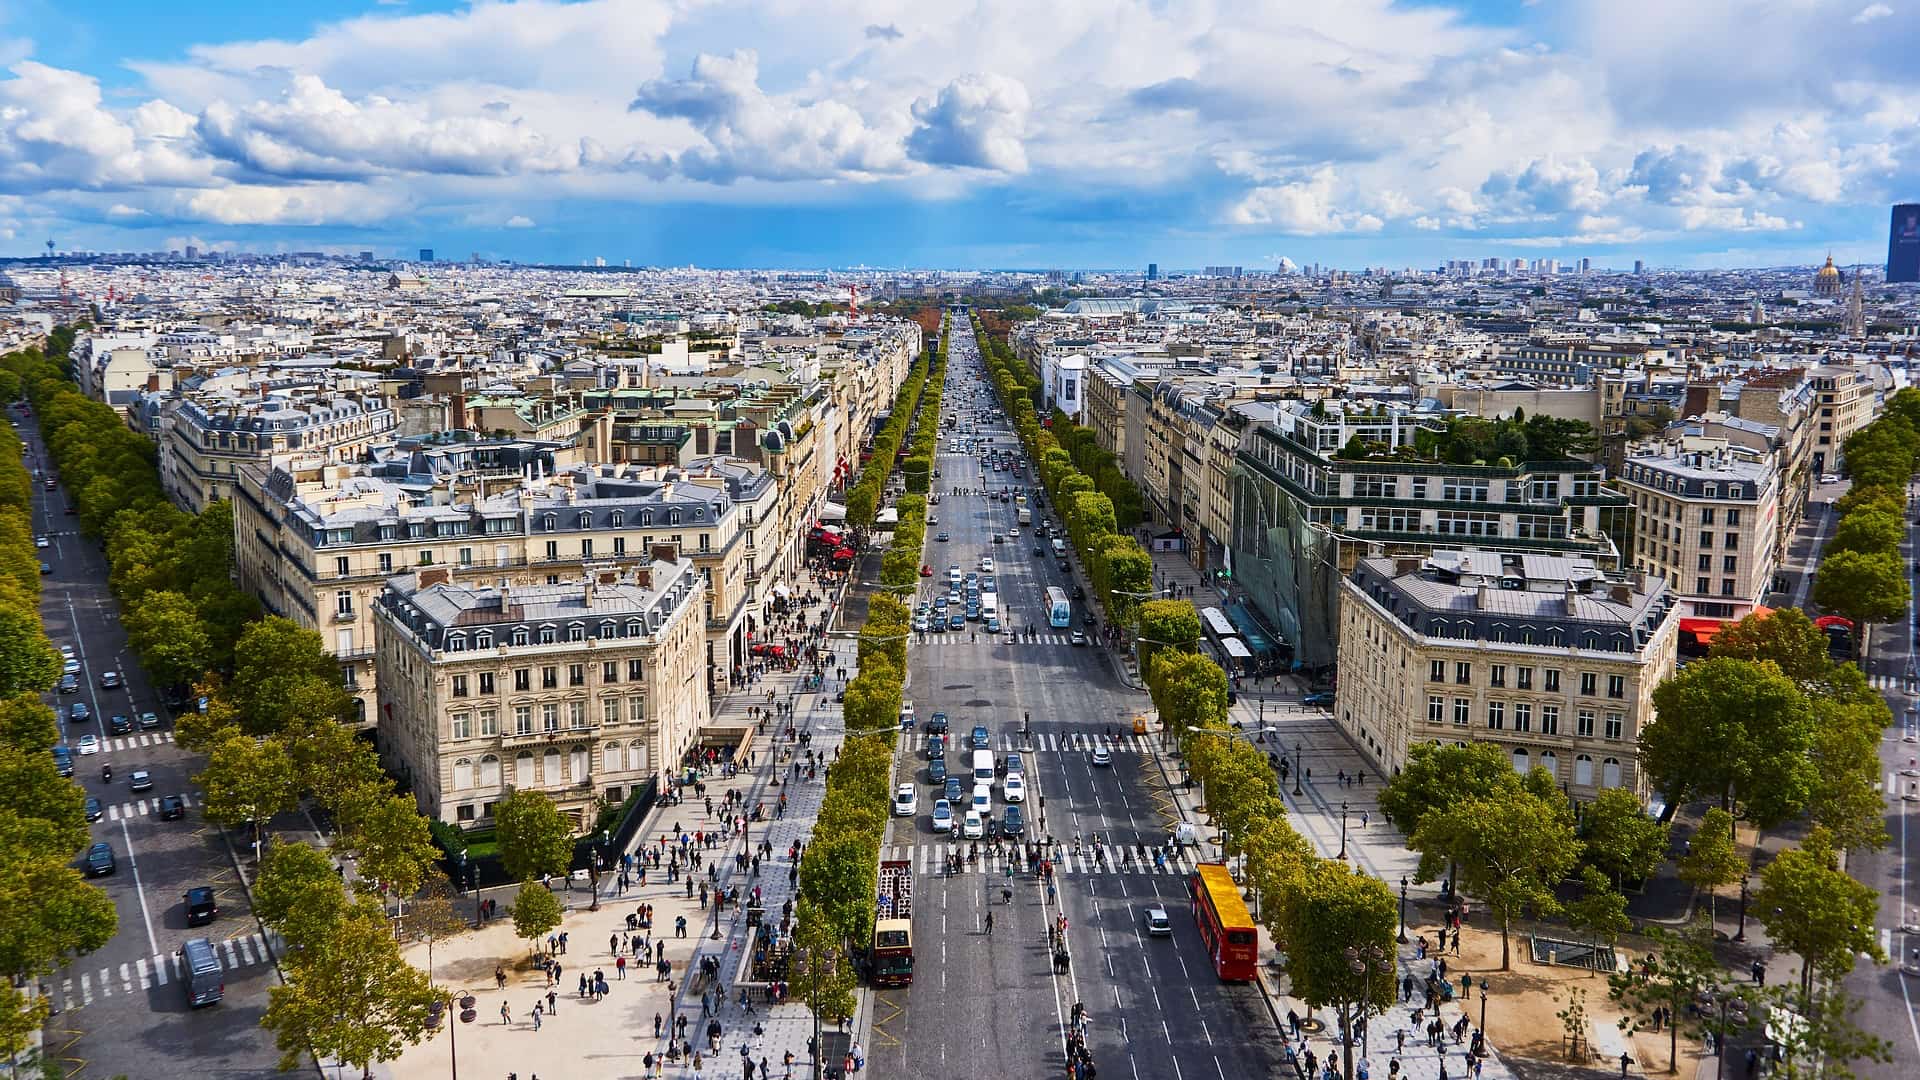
[378,578,861,1080]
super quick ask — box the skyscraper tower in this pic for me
[1844,274,1866,337]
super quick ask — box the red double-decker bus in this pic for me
[1189,862,1258,981]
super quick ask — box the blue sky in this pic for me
[0,0,1913,270]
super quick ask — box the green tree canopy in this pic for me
[1578,788,1669,888]
[1376,741,1520,837]
[1280,860,1398,1080]
[1813,548,1910,629]
[1752,826,1885,993]
[1675,807,1744,925]
[253,841,349,951]
[508,879,564,952]
[1643,657,1818,827]
[492,790,574,884]
[196,729,300,858]
[1410,786,1581,969]
[1707,607,1834,685]
[263,895,440,1078]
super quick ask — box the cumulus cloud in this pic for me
[504,214,535,228]
[1479,157,1610,216]
[0,62,213,191]
[1227,168,1385,234]
[864,24,904,41]
[628,50,908,182]
[1853,3,1894,24]
[906,74,1031,173]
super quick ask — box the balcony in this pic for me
[332,609,357,624]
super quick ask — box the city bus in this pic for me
[1189,862,1258,981]
[1045,586,1071,628]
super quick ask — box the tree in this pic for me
[0,980,47,1064]
[253,841,349,951]
[1752,985,1892,1080]
[1675,807,1744,927]
[1752,826,1884,994]
[1136,599,1201,682]
[1813,548,1910,628]
[1578,788,1669,888]
[1563,869,1631,978]
[1376,741,1519,836]
[1608,924,1723,1074]
[0,604,60,696]
[1825,508,1904,557]
[1643,657,1817,828]
[791,901,858,1026]
[229,617,354,735]
[1804,707,1889,852]
[0,693,60,753]
[492,790,574,885]
[1280,860,1397,1080]
[282,717,388,829]
[120,590,213,690]
[262,897,440,1079]
[1410,787,1580,969]
[799,832,881,945]
[398,885,471,985]
[196,729,299,860]
[509,879,563,954]
[0,822,118,983]
[1707,608,1833,685]
[344,795,439,907]
[1149,651,1229,740]
[0,745,90,857]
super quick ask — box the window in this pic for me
[1453,698,1470,726]
[452,758,474,789]
[512,629,530,647]
[1697,576,1710,594]
[335,556,350,577]
[1574,753,1594,786]
[567,624,585,643]
[1429,660,1446,682]
[568,664,586,687]
[1487,701,1505,730]
[604,742,623,773]
[568,701,588,729]
[1601,757,1623,788]
[541,666,558,690]
[1544,669,1561,693]
[1353,474,1396,498]
[604,698,622,726]
[452,675,469,698]
[1512,748,1531,774]
[1699,531,1713,548]
[1723,555,1738,573]
[1700,508,1715,525]
[539,626,556,645]
[336,590,353,616]
[479,672,495,695]
[1541,705,1560,735]
[611,511,625,528]
[1455,661,1472,685]
[379,552,393,573]
[1489,664,1506,688]
[1726,509,1740,525]
[628,658,645,681]
[514,706,532,735]
[629,697,646,724]
[1428,696,1445,725]
[1698,554,1712,572]
[451,713,472,739]
[603,661,619,684]
[1606,675,1625,699]
[578,512,592,530]
[1724,532,1739,549]
[626,619,643,637]
[1513,703,1531,732]
[541,704,558,733]
[1604,713,1624,740]
[1577,710,1596,738]
[1721,579,1736,596]
[545,540,559,561]
[476,632,494,650]
[514,668,531,692]
[614,537,627,556]
[458,546,473,566]
[1516,667,1533,691]
[1579,672,1596,696]
[581,539,594,558]
[447,634,467,653]
[479,709,498,736]
[479,754,501,786]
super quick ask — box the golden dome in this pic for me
[1817,254,1840,279]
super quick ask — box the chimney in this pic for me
[1564,582,1579,614]
[584,577,597,607]
[498,582,511,613]
[1476,582,1492,610]
[1393,556,1421,577]
[1609,584,1633,605]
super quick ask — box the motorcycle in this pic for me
[101,764,112,782]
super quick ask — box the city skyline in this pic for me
[1,0,1917,269]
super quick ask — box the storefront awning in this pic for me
[819,502,847,522]
[771,582,791,598]
[1221,637,1252,659]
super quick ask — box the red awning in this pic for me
[832,547,855,560]
[1678,618,1724,642]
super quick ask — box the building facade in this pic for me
[372,559,708,829]
[1616,442,1778,620]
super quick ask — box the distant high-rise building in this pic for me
[1578,257,1590,274]
[183,245,198,260]
[1146,263,1159,280]
[1888,203,1920,283]
[360,251,374,262]
[1633,259,1645,276]
[419,248,435,262]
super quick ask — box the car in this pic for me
[52,746,74,777]
[138,711,161,731]
[85,842,115,877]
[991,533,1003,544]
[1144,905,1173,937]
[1091,745,1113,767]
[919,564,933,578]
[948,614,964,631]
[936,531,950,542]
[42,478,54,490]
[931,799,954,832]
[961,811,986,839]
[109,714,131,735]
[926,711,950,734]
[965,604,982,621]
[970,785,992,817]
[928,618,945,634]
[159,794,187,820]
[69,702,90,722]
[1003,774,1026,803]
[62,658,80,676]
[99,671,122,689]
[129,768,153,792]
[912,615,929,632]
[1001,805,1025,837]
[33,535,47,548]
[893,784,918,817]
[980,558,995,573]
[1007,527,1020,538]
[75,734,99,756]
[933,595,949,610]
[1069,630,1088,646]
[928,756,948,784]
[984,616,1002,633]
[1034,545,1045,557]
[58,674,78,694]
[185,886,219,926]
[1820,473,1841,484]
[970,725,991,750]
[58,644,74,659]
[83,796,102,822]
[925,734,947,760]
[944,776,965,804]
[927,514,939,526]
[1302,692,1336,708]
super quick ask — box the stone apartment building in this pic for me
[1616,441,1778,620]
[1334,551,1679,802]
[372,558,708,829]
[158,389,397,512]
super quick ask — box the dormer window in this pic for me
[566,623,585,642]
[598,620,616,638]
[512,629,530,646]
[543,513,558,531]
[610,511,624,528]
[447,634,467,652]
[639,510,654,527]
[577,512,592,529]
[668,509,682,525]
[476,632,494,649]
[539,625,557,645]
[625,619,643,637]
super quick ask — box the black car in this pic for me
[184,886,219,926]
[926,712,950,735]
[109,714,132,735]
[159,794,187,820]
[129,769,153,792]
[85,842,115,877]
[928,757,948,784]
[57,674,79,694]
[1000,805,1025,837]
[83,796,102,822]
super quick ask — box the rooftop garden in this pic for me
[1329,408,1599,467]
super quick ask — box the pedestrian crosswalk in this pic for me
[915,633,1086,647]
[1867,673,1906,691]
[52,930,280,1014]
[887,842,1201,877]
[102,792,196,822]
[992,732,1154,754]
[99,731,175,753]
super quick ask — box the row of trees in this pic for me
[969,315,1153,632]
[793,313,950,1023]
[843,335,935,530]
[0,338,119,1062]
[1810,386,1920,630]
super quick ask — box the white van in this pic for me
[1050,538,1067,559]
[971,749,996,787]
[981,594,999,621]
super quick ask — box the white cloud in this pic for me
[1853,4,1894,24]
[1227,168,1385,234]
[175,182,411,226]
[504,215,535,228]
[906,74,1031,173]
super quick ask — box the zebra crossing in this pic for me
[889,842,1200,877]
[102,792,196,822]
[993,732,1153,754]
[98,731,175,753]
[915,633,1083,647]
[1866,672,1906,691]
[53,930,279,1013]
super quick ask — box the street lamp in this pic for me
[432,987,481,1080]
[1344,943,1388,1063]
[1292,742,1304,797]
[1338,801,1350,860]
[1397,877,1409,945]
[1733,873,1751,943]
[1478,976,1489,1037]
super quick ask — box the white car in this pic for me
[893,783,918,817]
[1091,745,1113,767]
[1819,473,1840,484]
[970,785,992,818]
[913,615,930,632]
[961,811,986,839]
[1003,774,1026,803]
[979,558,995,573]
[931,799,954,832]
[33,535,48,548]
[75,734,99,756]
[62,659,81,676]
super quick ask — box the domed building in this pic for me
[1815,253,1843,297]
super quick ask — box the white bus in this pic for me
[1045,586,1072,628]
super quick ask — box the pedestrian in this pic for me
[617,955,627,980]
[500,1002,512,1025]
[532,1003,544,1032]
[579,974,588,998]
[1621,1051,1636,1079]
[495,964,507,989]
[656,1012,664,1038]
[546,989,556,1014]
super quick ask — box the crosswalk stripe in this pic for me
[905,843,1195,876]
[97,968,110,997]
[138,957,155,988]
[221,939,239,968]
[119,963,133,994]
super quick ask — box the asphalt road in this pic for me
[16,405,285,1080]
[864,327,1287,1080]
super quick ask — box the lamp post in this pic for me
[1733,874,1750,943]
[1344,943,1388,1064]
[1338,801,1350,860]
[1478,976,1489,1037]
[434,987,480,1080]
[1397,876,1409,944]
[1292,743,1304,797]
